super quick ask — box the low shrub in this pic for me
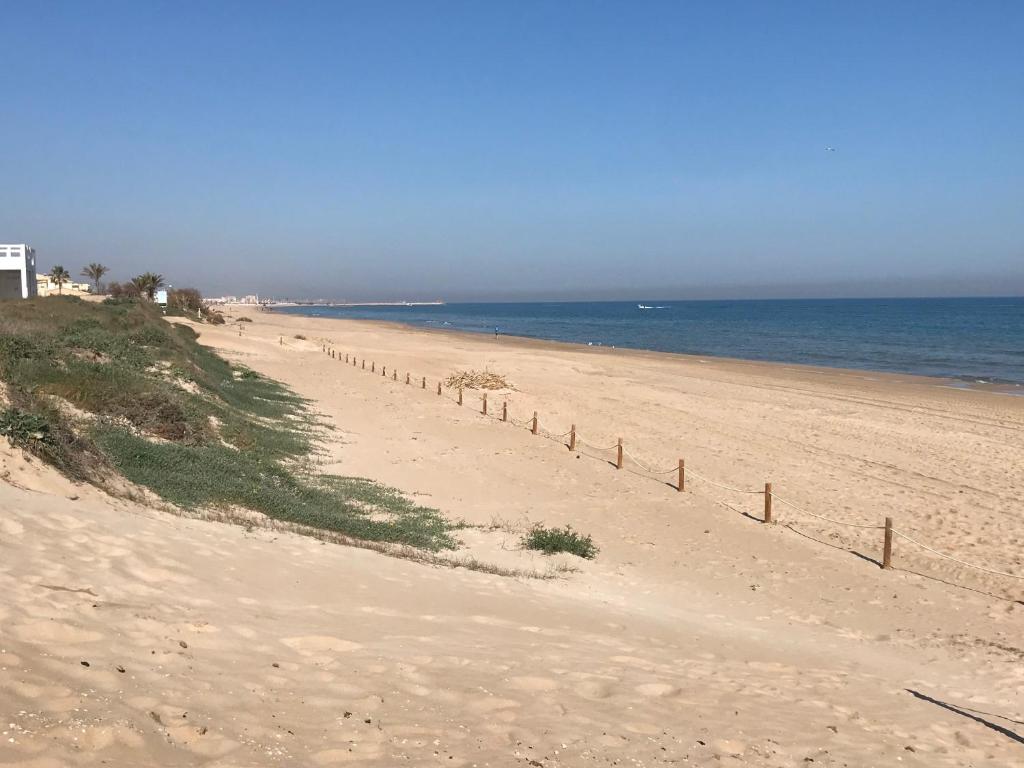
[0,402,107,482]
[95,429,457,550]
[522,524,598,559]
[294,334,307,340]
[168,287,203,315]
[0,407,49,446]
[102,295,139,307]
[107,281,141,299]
[237,316,253,323]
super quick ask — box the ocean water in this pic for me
[275,298,1024,386]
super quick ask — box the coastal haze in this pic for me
[2,3,1024,768]
[2,2,1023,301]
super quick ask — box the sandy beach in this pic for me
[2,306,1022,766]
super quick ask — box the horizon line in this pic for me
[267,293,1024,305]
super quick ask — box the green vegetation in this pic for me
[522,524,598,559]
[0,296,456,551]
[106,281,141,299]
[131,272,165,300]
[50,265,71,294]
[0,407,49,446]
[81,263,109,293]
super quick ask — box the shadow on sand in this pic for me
[907,689,1024,746]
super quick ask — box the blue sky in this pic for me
[2,1,1022,300]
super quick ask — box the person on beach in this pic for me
[494,326,499,338]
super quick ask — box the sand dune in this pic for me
[1,308,1022,766]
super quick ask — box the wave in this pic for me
[949,374,1022,386]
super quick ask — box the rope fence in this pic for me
[769,492,885,530]
[315,344,1022,590]
[891,529,1024,581]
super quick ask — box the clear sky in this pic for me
[2,1,1022,301]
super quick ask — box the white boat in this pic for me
[638,304,652,310]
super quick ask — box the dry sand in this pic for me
[1,306,1022,766]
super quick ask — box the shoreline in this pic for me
[267,300,445,307]
[265,305,1024,398]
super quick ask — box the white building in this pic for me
[0,244,38,300]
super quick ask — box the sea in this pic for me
[274,298,1024,388]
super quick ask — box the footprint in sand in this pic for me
[576,680,616,699]
[508,676,559,692]
[635,682,681,697]
[0,518,24,536]
[12,620,102,645]
[281,636,362,654]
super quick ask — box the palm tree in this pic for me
[50,265,70,295]
[81,263,109,294]
[131,272,165,300]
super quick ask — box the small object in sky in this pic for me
[825,146,836,152]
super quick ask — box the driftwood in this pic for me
[444,369,513,391]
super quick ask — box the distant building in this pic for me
[0,244,38,300]
[36,273,92,297]
[207,294,262,305]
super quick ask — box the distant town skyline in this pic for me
[2,2,1022,301]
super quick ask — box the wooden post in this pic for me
[437,382,441,395]
[502,401,507,422]
[422,376,426,389]
[531,412,538,435]
[345,353,349,362]
[458,388,463,406]
[362,359,365,369]
[569,424,576,451]
[393,369,397,381]
[763,483,773,523]
[381,365,385,377]
[678,459,685,492]
[406,372,410,385]
[616,438,623,469]
[279,336,283,345]
[371,362,375,373]
[883,517,893,569]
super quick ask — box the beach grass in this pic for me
[0,296,457,551]
[522,524,599,559]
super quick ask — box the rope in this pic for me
[574,436,620,452]
[621,448,679,475]
[686,469,764,494]
[770,493,884,530]
[892,530,1024,580]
